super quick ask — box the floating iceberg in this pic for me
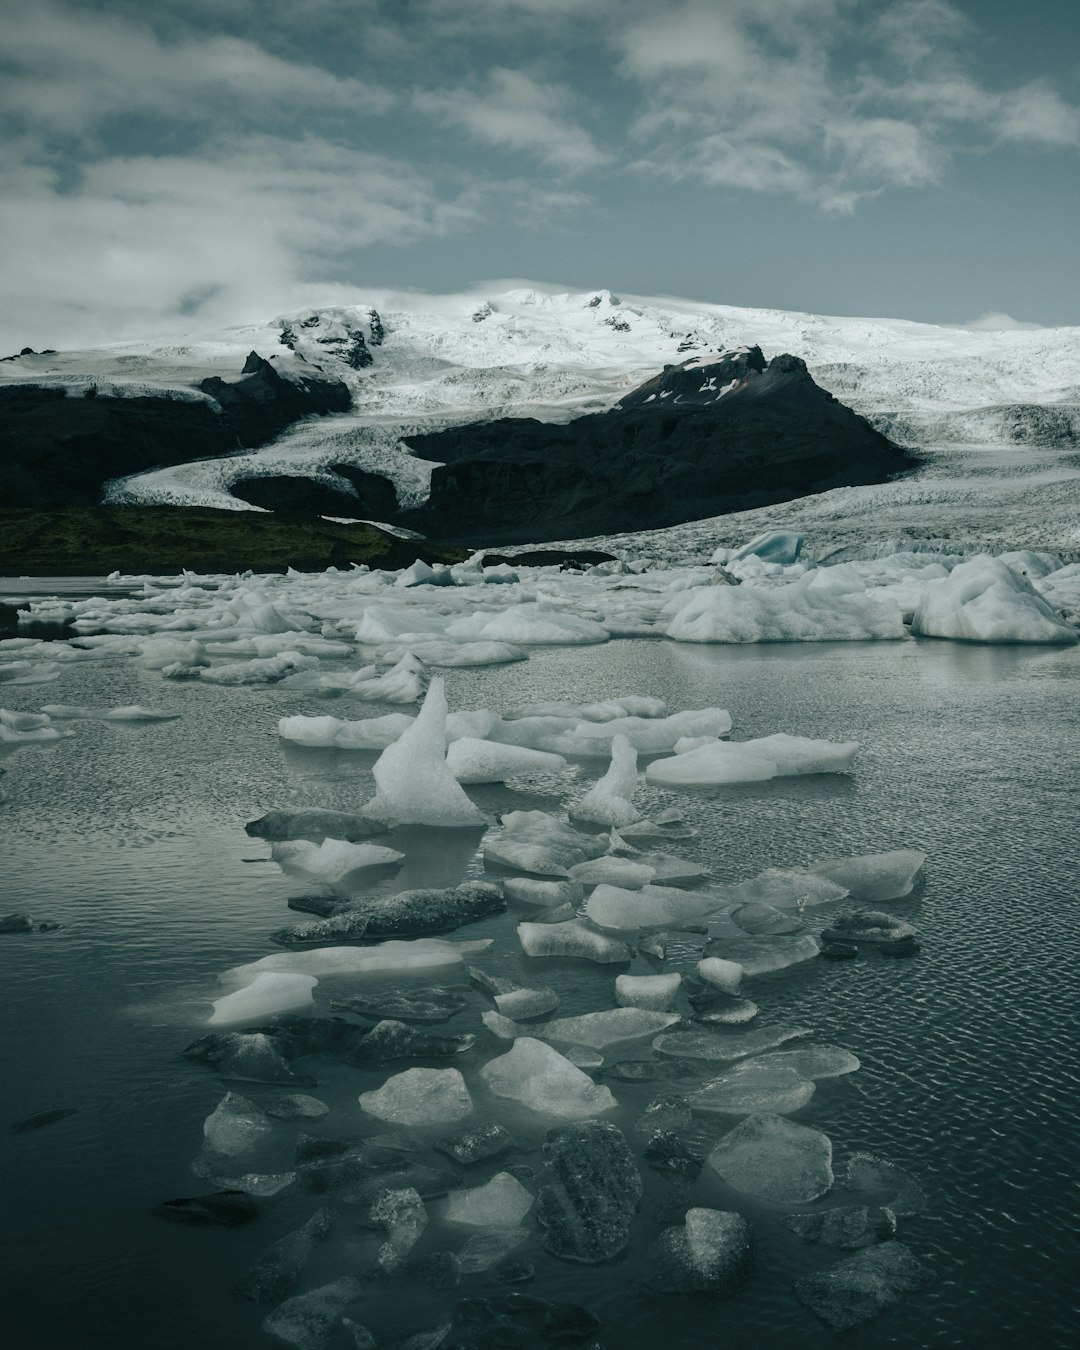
[444,1172,534,1227]
[517,919,633,964]
[810,849,925,902]
[446,737,566,783]
[359,1067,473,1126]
[478,1037,616,1118]
[688,1062,815,1116]
[536,1007,681,1049]
[210,973,318,1026]
[203,1091,272,1157]
[707,1112,834,1203]
[646,733,857,786]
[666,575,905,643]
[615,972,681,1010]
[569,735,641,828]
[364,677,486,827]
[224,937,491,985]
[911,555,1077,644]
[584,883,717,931]
[270,838,404,882]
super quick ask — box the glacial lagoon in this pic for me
[2,625,1079,1349]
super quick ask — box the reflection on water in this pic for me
[1,636,1078,1350]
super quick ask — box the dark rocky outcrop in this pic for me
[400,347,915,544]
[0,355,350,509]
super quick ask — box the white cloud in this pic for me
[996,84,1080,149]
[0,0,391,139]
[616,0,1080,210]
[0,138,471,349]
[413,68,607,173]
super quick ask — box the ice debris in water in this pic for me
[730,902,805,935]
[654,1024,810,1062]
[482,810,605,876]
[434,1122,515,1166]
[457,1226,531,1274]
[697,957,743,995]
[263,1094,330,1121]
[584,883,717,931]
[726,866,849,909]
[203,1091,272,1157]
[270,838,404,882]
[568,856,656,889]
[262,1275,365,1350]
[783,1205,897,1249]
[688,1061,816,1116]
[502,876,583,907]
[224,937,491,984]
[757,1043,860,1078]
[708,1113,834,1203]
[369,1186,428,1273]
[0,708,71,743]
[646,1208,753,1296]
[359,1068,473,1127]
[844,1153,928,1216]
[446,738,566,783]
[318,653,427,702]
[536,1121,642,1262]
[278,711,416,750]
[209,973,317,1027]
[794,1243,930,1330]
[364,677,485,827]
[479,1037,616,1119]
[615,972,681,1010]
[234,1207,336,1304]
[705,933,820,976]
[536,1007,681,1049]
[444,1172,534,1227]
[517,919,632,964]
[569,734,642,828]
[810,849,926,902]
[183,1031,314,1086]
[646,733,858,787]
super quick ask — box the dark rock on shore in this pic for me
[399,347,916,545]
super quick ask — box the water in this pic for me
[2,634,1078,1349]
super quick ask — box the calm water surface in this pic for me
[2,633,1078,1350]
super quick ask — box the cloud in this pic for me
[0,138,472,349]
[0,0,390,142]
[413,68,607,173]
[958,313,1045,332]
[616,0,1080,210]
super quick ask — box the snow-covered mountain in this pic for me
[3,283,1079,556]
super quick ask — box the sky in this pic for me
[2,0,1079,350]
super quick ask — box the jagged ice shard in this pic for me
[364,677,485,827]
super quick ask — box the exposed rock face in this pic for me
[401,347,914,543]
[0,356,350,509]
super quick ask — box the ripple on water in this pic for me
[1,638,1079,1349]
